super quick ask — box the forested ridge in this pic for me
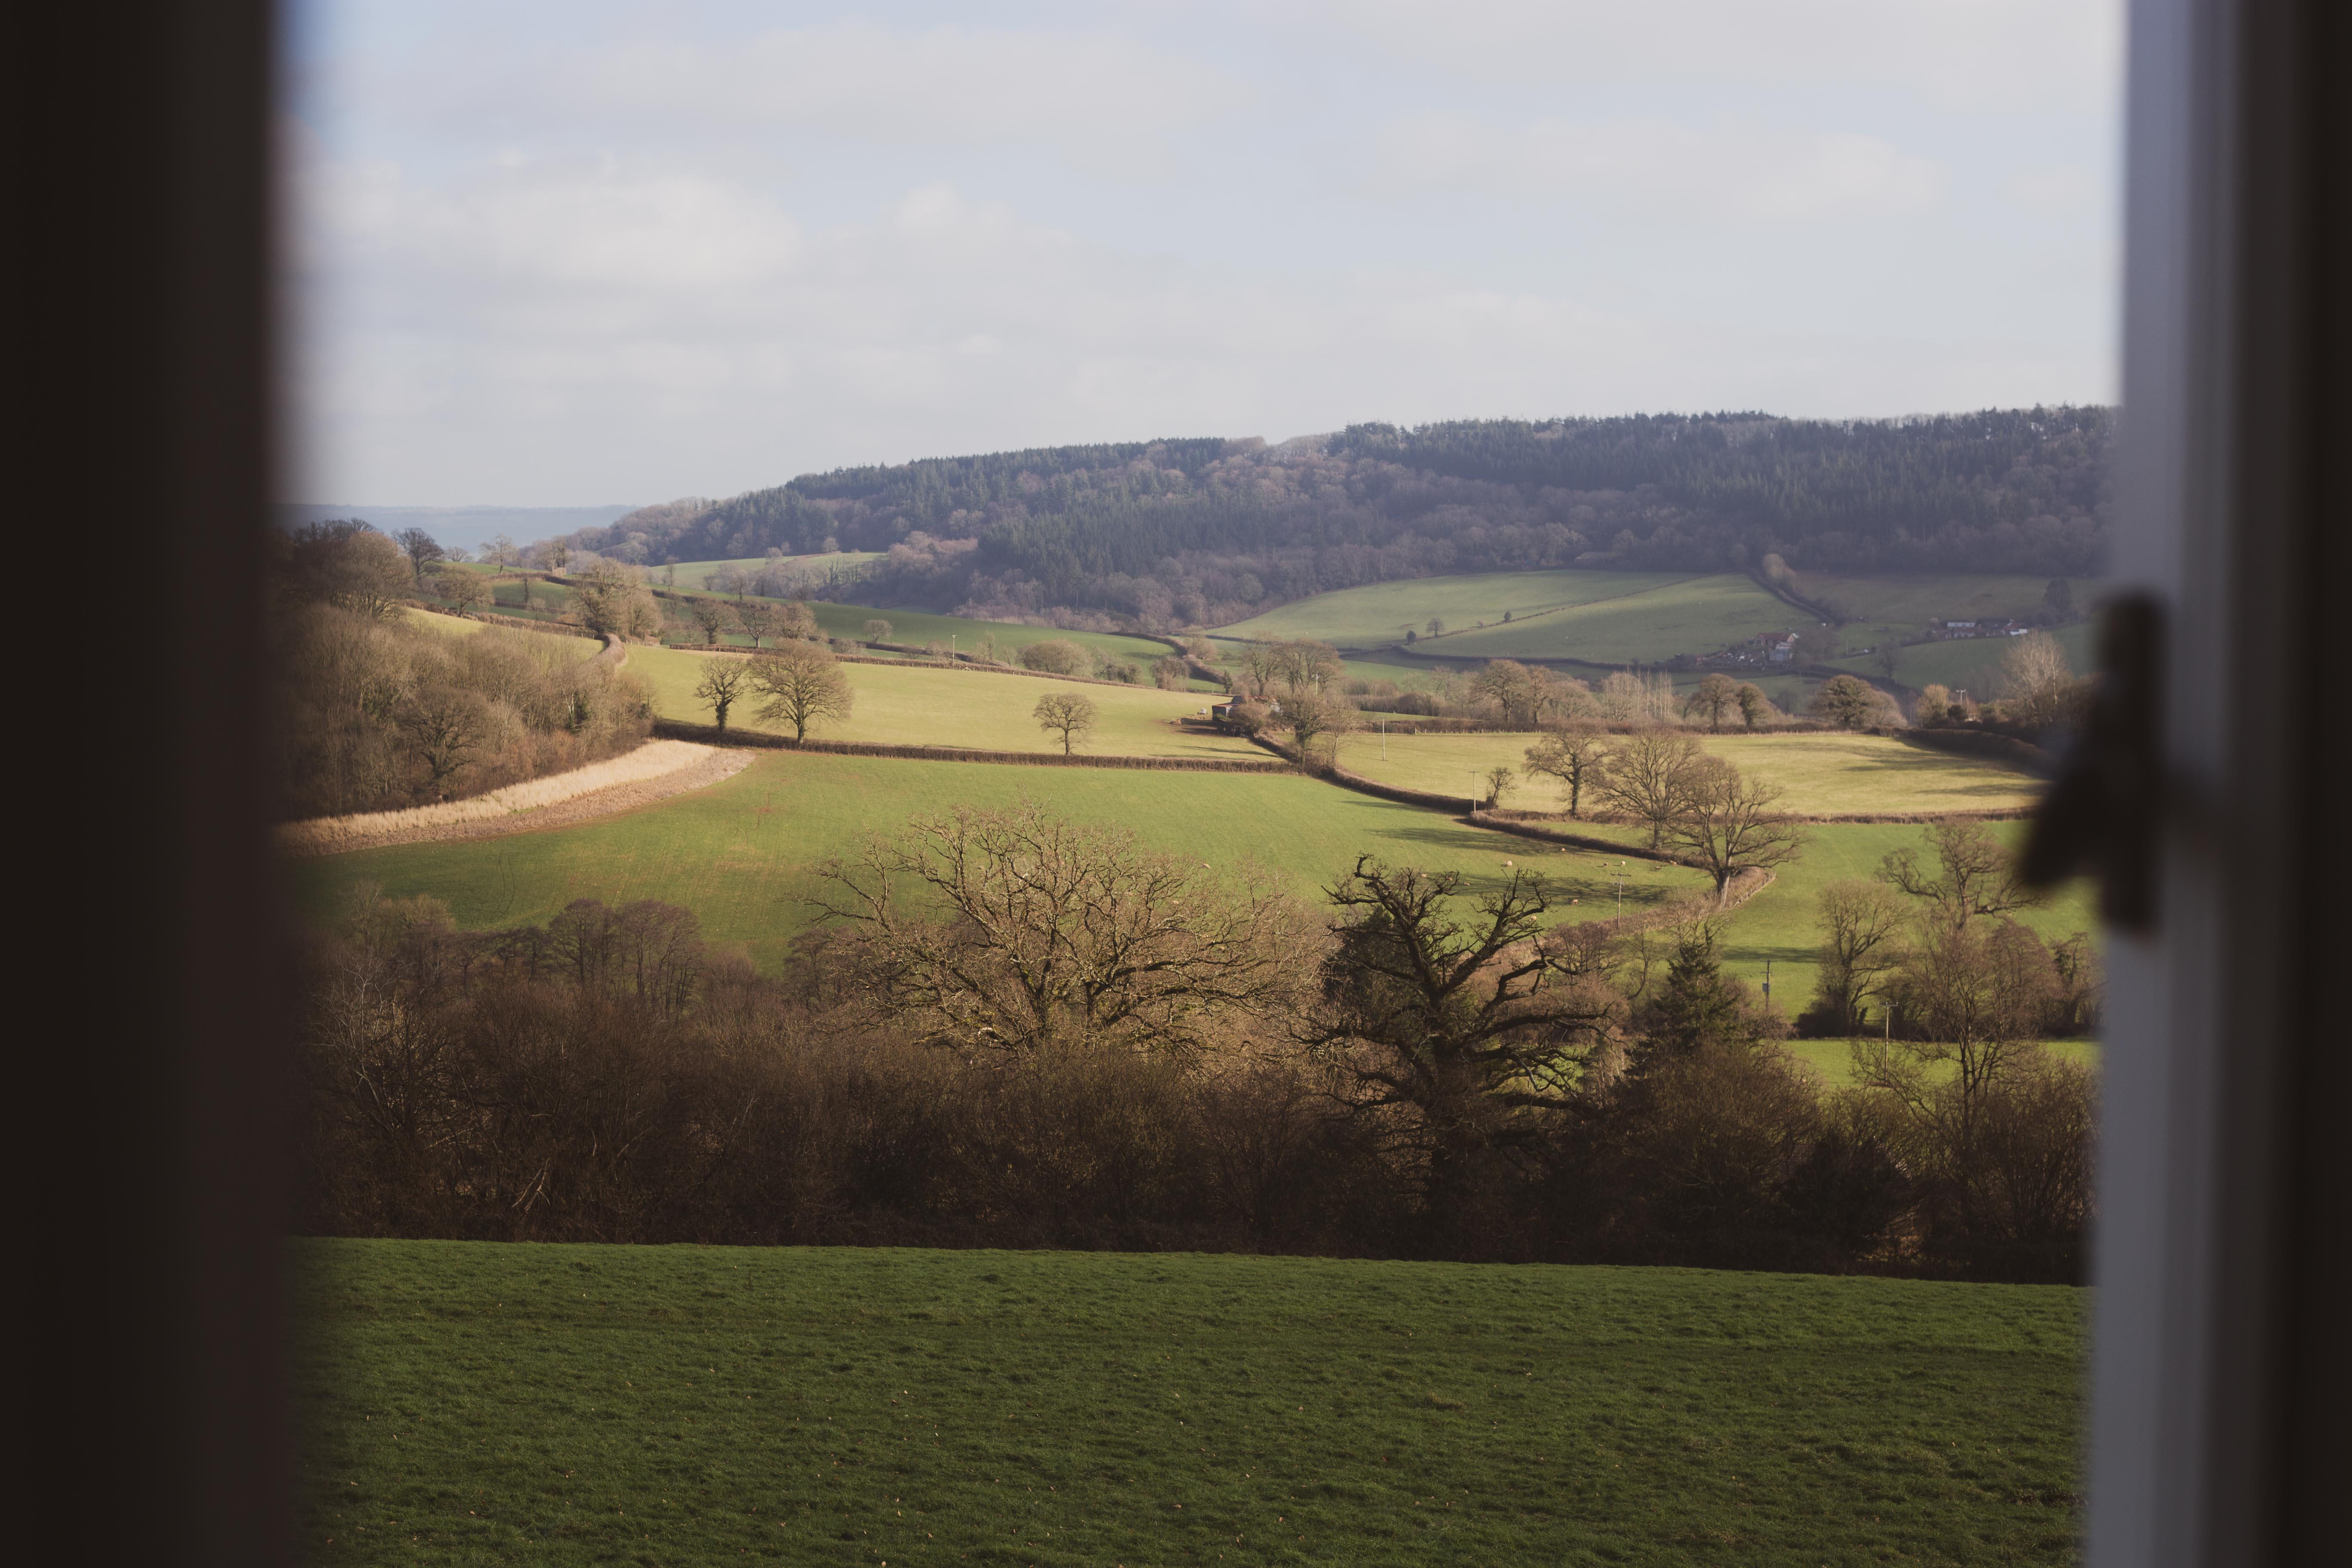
[565,409,2110,631]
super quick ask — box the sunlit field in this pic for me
[627,645,1250,758]
[1424,575,1802,665]
[1215,570,1698,649]
[1335,729,2043,819]
[293,749,1710,969]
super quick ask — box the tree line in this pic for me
[300,803,2092,1282]
[542,410,2110,633]
[276,522,652,818]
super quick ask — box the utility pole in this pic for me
[1763,957,1773,1006]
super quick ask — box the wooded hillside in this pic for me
[563,409,2110,631]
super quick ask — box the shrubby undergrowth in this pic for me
[299,808,2092,1283]
[276,522,653,817]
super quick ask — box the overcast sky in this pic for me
[285,0,2124,506]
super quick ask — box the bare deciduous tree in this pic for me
[398,687,486,798]
[1995,631,2082,730]
[861,618,892,643]
[1666,759,1809,903]
[737,601,783,649]
[435,570,484,616]
[1019,639,1091,678]
[1482,765,1515,808]
[1033,691,1099,753]
[1151,655,1190,690]
[1271,639,1344,697]
[812,803,1305,1057]
[1300,859,1614,1236]
[1804,879,1910,1035]
[1234,640,1282,698]
[1681,671,1740,731]
[1736,682,1770,729]
[1471,659,1554,726]
[1522,724,1610,817]
[750,640,854,741]
[688,595,734,648]
[1595,729,1705,849]
[391,527,446,586]
[1283,689,1353,761]
[1877,820,2036,927]
[1809,674,1890,730]
[694,658,754,732]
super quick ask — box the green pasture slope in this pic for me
[627,646,1247,758]
[294,751,1713,969]
[1427,576,1800,666]
[296,1238,2086,1567]
[1215,570,1697,649]
[1338,730,2042,819]
[664,594,1176,668]
[1841,624,2097,702]
[1788,573,2092,631]
[1551,815,2097,1029]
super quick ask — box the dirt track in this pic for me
[277,742,754,858]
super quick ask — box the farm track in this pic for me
[277,739,754,858]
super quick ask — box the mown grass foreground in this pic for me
[297,1239,2084,1567]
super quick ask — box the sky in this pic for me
[285,0,2125,507]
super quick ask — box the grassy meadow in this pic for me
[294,750,1711,968]
[669,598,1178,668]
[1544,815,2100,1017]
[627,645,1249,758]
[398,606,602,660]
[1425,576,1803,665]
[1787,573,2090,631]
[1839,623,2097,702]
[296,1237,2087,1568]
[1336,729,2043,819]
[1214,570,1699,649]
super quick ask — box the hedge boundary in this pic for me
[651,719,1290,772]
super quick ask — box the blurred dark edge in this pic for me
[8,0,2346,1563]
[2085,0,2349,1563]
[22,3,289,1565]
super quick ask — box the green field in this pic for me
[628,646,1246,758]
[1785,1036,2101,1087]
[1426,576,1803,665]
[297,1237,2086,1567]
[1337,730,2043,819]
[294,750,1712,968]
[1657,818,2092,1013]
[1788,573,2095,631]
[1215,570,1699,649]
[399,606,601,659]
[667,597,1178,668]
[1841,624,2097,703]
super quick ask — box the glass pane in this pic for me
[282,4,2119,1562]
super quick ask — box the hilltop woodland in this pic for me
[304,800,2094,1283]
[276,521,654,817]
[550,409,2110,631]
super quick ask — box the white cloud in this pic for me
[289,148,2106,502]
[2001,163,2100,217]
[1314,0,2123,110]
[1371,113,1946,219]
[378,21,1250,179]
